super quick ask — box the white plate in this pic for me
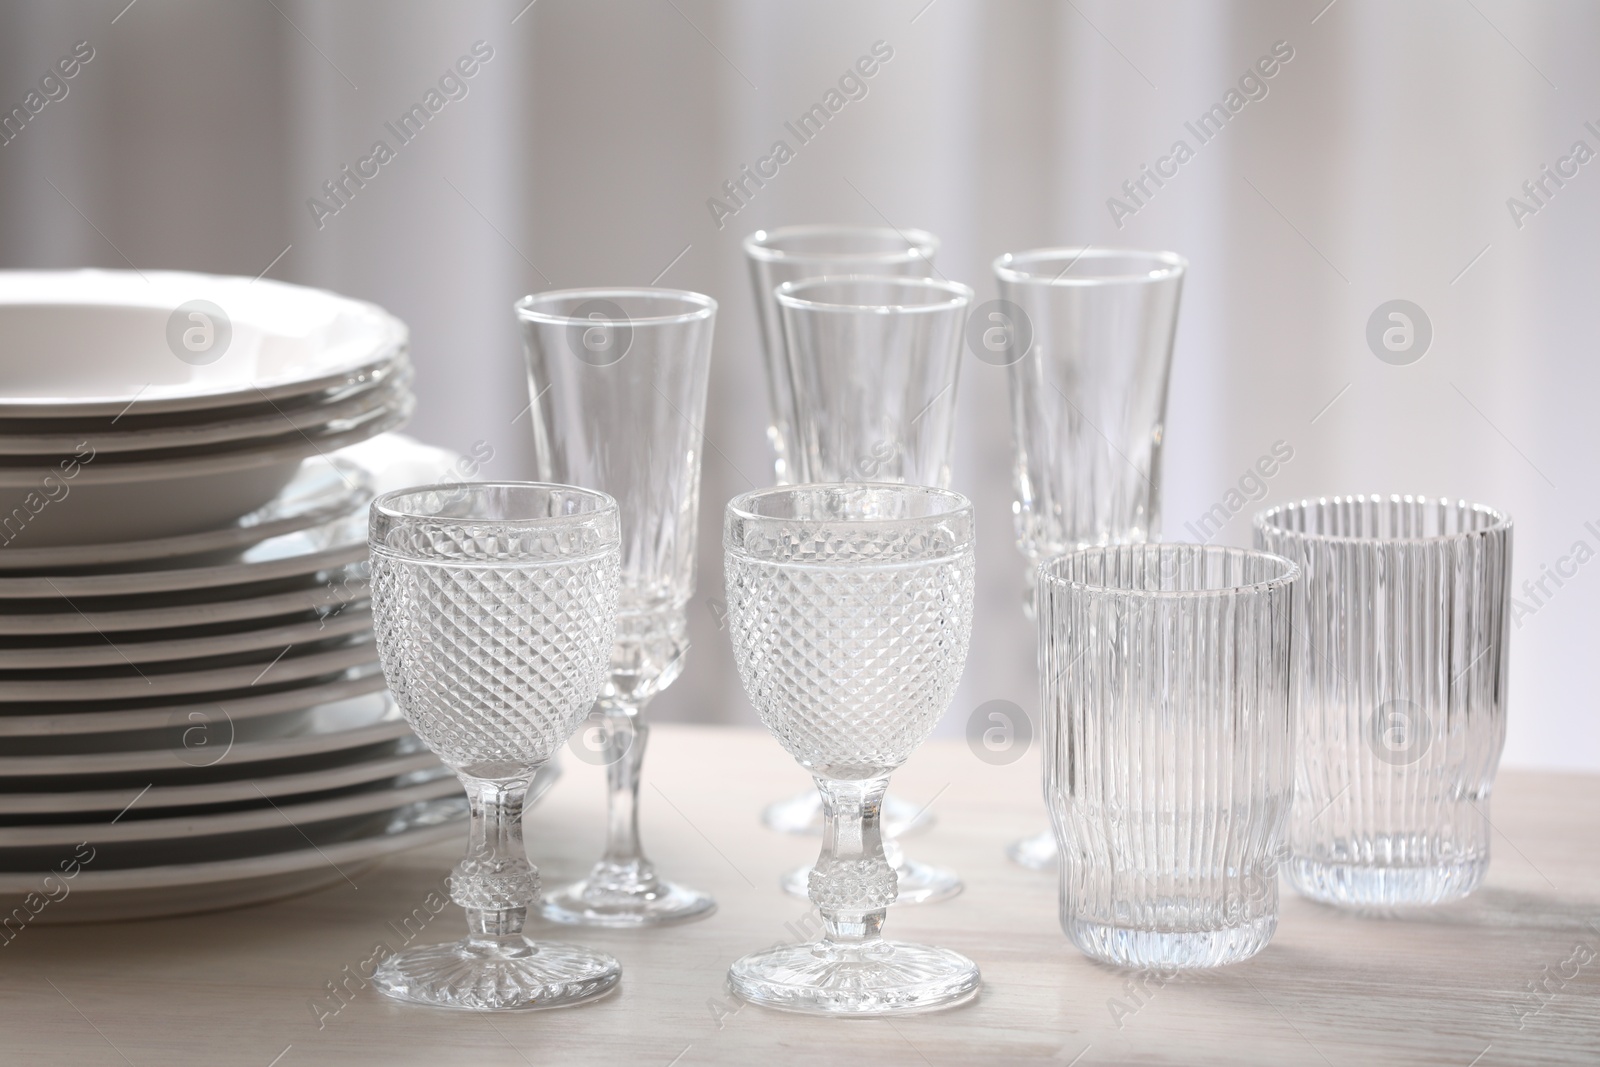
[0,607,371,669]
[0,796,465,923]
[0,752,449,815]
[0,574,366,635]
[0,664,385,737]
[0,397,409,546]
[0,634,375,702]
[0,270,407,417]
[0,371,408,456]
[0,454,367,571]
[0,511,365,599]
[0,691,404,774]
[0,773,464,848]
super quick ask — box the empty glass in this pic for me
[368,482,622,1010]
[1042,544,1298,969]
[743,225,939,485]
[767,274,972,903]
[994,248,1187,870]
[517,288,717,927]
[724,484,980,1015]
[1254,496,1513,907]
[778,275,970,488]
[747,226,940,842]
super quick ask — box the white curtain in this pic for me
[0,0,1592,769]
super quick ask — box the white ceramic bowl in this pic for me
[0,269,407,417]
[0,395,410,545]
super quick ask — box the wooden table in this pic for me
[3,724,1597,1066]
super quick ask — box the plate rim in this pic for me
[0,689,404,773]
[0,269,409,417]
[0,795,465,892]
[0,773,462,848]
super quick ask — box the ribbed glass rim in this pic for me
[1039,543,1299,599]
[742,224,939,266]
[993,247,1187,286]
[774,274,974,314]
[1253,495,1513,545]
[371,481,618,533]
[513,288,716,327]
[726,482,973,531]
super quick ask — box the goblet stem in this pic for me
[600,696,654,877]
[812,776,895,943]
[453,774,539,933]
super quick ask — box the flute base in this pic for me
[729,939,979,1016]
[542,860,715,927]
[1007,828,1057,871]
[372,935,620,1011]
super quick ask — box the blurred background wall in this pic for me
[0,0,1595,770]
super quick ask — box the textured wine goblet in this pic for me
[745,228,942,844]
[1042,544,1298,969]
[768,273,973,905]
[368,482,622,1010]
[518,288,716,927]
[724,483,979,1015]
[992,248,1187,871]
[1254,496,1512,907]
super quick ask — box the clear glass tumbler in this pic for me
[1253,496,1513,907]
[368,482,622,1010]
[1042,544,1298,969]
[517,288,717,927]
[724,483,980,1015]
[743,225,938,486]
[994,247,1187,870]
[767,274,973,904]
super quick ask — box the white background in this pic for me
[0,0,1595,770]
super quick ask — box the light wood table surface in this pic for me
[3,724,1597,1066]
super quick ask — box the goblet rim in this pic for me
[513,287,715,327]
[725,483,974,560]
[992,247,1187,286]
[774,274,973,315]
[371,480,619,535]
[743,223,938,265]
[1039,543,1299,600]
[1253,494,1513,546]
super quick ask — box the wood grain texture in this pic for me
[2,724,1596,1066]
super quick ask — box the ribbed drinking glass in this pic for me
[1042,544,1298,969]
[1254,496,1513,907]
[994,247,1186,870]
[368,482,622,1010]
[724,484,979,1015]
[517,288,717,927]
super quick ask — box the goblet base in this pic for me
[729,939,980,1016]
[762,789,932,837]
[1066,913,1276,970]
[542,864,715,927]
[1287,853,1487,908]
[372,935,620,1011]
[780,858,962,905]
[1006,828,1057,870]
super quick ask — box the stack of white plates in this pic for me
[0,273,496,922]
[0,269,414,545]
